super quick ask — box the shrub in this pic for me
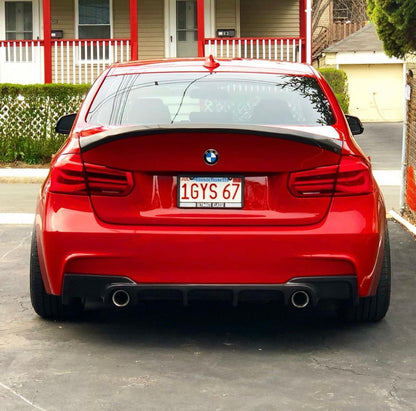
[318,68,350,113]
[0,84,90,164]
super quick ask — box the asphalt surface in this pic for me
[0,122,415,410]
[0,220,415,410]
[354,122,403,211]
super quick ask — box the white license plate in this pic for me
[178,176,243,208]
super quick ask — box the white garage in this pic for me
[322,23,405,122]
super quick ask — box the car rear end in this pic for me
[33,59,388,319]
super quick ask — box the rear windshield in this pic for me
[87,72,335,127]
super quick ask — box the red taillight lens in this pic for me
[289,156,374,197]
[84,163,134,196]
[49,153,134,196]
[289,164,338,197]
[335,156,374,195]
[49,153,88,195]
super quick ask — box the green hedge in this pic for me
[318,68,350,113]
[0,84,90,164]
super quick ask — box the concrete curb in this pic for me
[0,169,48,183]
[389,210,416,237]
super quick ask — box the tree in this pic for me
[313,0,333,33]
[313,0,367,32]
[333,0,368,22]
[368,0,416,58]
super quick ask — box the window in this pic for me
[87,73,335,127]
[4,1,34,62]
[78,0,111,60]
[5,1,33,40]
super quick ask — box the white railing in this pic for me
[52,39,131,84]
[204,37,305,63]
[1,37,306,85]
[0,40,43,63]
[0,40,44,83]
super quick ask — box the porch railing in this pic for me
[0,39,131,84]
[1,37,306,85]
[0,39,43,63]
[52,39,131,84]
[204,37,305,62]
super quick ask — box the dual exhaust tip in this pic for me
[110,288,311,309]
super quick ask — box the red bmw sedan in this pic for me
[30,57,390,322]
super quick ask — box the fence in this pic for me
[204,37,304,62]
[0,84,89,163]
[404,73,416,221]
[328,21,366,44]
[0,39,131,85]
[313,21,366,59]
[52,39,131,84]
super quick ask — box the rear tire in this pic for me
[30,228,83,320]
[340,229,391,322]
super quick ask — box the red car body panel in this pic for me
[34,58,387,308]
[36,190,384,297]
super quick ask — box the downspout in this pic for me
[130,0,138,60]
[306,0,312,64]
[42,0,52,83]
[299,0,306,63]
[197,0,205,57]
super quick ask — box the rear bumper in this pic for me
[36,191,386,299]
[62,274,358,307]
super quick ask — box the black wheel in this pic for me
[341,228,391,322]
[30,228,83,320]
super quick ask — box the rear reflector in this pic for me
[49,153,133,196]
[289,156,374,197]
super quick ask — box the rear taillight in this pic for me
[84,163,134,196]
[335,156,374,195]
[49,153,134,196]
[289,164,338,196]
[49,153,88,195]
[289,156,374,197]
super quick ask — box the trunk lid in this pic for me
[79,125,342,226]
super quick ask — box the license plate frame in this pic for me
[178,175,244,209]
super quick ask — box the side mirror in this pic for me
[55,113,77,135]
[345,114,364,135]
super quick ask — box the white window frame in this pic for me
[75,0,113,63]
[0,0,40,41]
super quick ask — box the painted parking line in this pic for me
[0,213,35,225]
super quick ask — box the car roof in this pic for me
[108,58,316,77]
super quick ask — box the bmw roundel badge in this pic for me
[203,149,219,165]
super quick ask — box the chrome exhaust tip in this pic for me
[290,290,310,309]
[111,289,131,308]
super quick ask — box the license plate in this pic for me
[178,176,243,208]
